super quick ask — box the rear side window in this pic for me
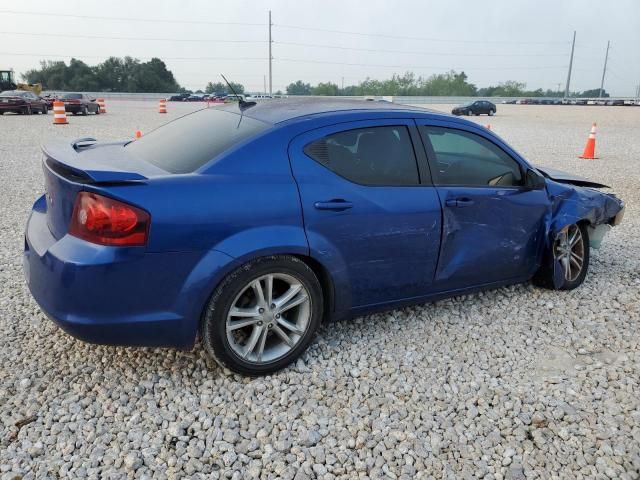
[126,108,270,173]
[304,126,419,186]
[421,126,523,187]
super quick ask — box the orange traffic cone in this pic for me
[97,98,106,114]
[135,130,142,139]
[52,100,68,125]
[486,124,491,130]
[579,123,598,159]
[158,99,167,114]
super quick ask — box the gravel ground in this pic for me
[1,102,639,479]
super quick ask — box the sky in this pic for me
[2,0,639,96]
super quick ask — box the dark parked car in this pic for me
[41,94,58,109]
[0,90,48,114]
[60,93,100,115]
[452,100,496,116]
[24,99,624,375]
[167,93,190,101]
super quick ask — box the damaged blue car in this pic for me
[24,98,624,375]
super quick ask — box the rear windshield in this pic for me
[126,108,270,174]
[62,93,82,99]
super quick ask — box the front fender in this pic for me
[547,181,623,235]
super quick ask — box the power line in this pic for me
[0,9,571,46]
[276,40,568,57]
[0,9,263,26]
[0,52,265,61]
[274,23,570,45]
[0,31,266,44]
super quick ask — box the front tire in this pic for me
[81,106,88,116]
[533,223,589,290]
[201,255,323,376]
[489,109,495,116]
[467,110,473,116]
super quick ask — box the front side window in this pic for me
[304,126,419,186]
[421,126,523,187]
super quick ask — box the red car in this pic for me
[60,93,100,115]
[0,90,48,115]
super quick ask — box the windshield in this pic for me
[126,108,270,174]
[61,93,82,99]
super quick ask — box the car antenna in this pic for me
[221,74,256,111]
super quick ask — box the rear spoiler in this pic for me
[42,138,148,184]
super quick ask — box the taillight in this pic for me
[69,192,150,246]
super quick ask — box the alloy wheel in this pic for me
[226,273,311,364]
[554,224,585,282]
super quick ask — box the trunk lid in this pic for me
[42,138,165,239]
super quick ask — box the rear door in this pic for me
[417,122,549,291]
[289,119,442,308]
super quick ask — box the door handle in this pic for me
[445,198,474,207]
[314,200,353,211]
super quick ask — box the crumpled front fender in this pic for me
[542,180,624,288]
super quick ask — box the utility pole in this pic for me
[341,76,344,92]
[556,82,561,96]
[268,10,273,95]
[599,40,610,99]
[263,75,266,94]
[564,31,576,99]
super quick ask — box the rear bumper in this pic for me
[23,195,228,348]
[64,105,83,113]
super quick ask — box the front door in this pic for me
[418,123,549,291]
[289,119,442,309]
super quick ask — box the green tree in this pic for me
[205,81,244,94]
[286,80,312,95]
[313,82,339,96]
[22,56,181,92]
[579,88,609,98]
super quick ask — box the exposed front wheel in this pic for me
[201,255,323,376]
[533,223,589,290]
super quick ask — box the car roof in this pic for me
[227,97,440,124]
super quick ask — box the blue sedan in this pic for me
[24,99,624,375]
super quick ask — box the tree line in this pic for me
[21,59,607,98]
[23,57,180,92]
[287,72,607,98]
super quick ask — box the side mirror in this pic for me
[525,168,546,190]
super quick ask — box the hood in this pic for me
[535,165,609,188]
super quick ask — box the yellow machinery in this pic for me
[0,69,42,95]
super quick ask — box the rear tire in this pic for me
[489,109,495,116]
[533,223,589,290]
[467,110,473,116]
[201,255,323,376]
[82,106,88,116]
